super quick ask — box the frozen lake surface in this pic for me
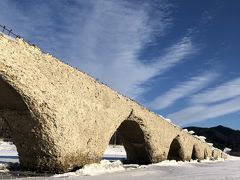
[1,141,240,180]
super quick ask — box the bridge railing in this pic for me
[0,24,21,39]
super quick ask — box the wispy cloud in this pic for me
[148,72,217,110]
[0,0,75,54]
[0,0,196,98]
[168,96,240,125]
[150,37,195,76]
[168,76,240,125]
[62,1,195,98]
[190,77,240,104]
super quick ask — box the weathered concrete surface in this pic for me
[0,34,223,173]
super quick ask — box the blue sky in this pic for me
[1,0,240,129]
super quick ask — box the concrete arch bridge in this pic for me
[0,34,225,173]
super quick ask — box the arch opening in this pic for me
[0,76,43,170]
[0,76,30,141]
[0,117,11,141]
[0,76,29,166]
[167,138,184,161]
[191,145,198,160]
[204,148,208,159]
[109,131,124,146]
[105,120,151,165]
[0,77,28,111]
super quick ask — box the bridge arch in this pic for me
[0,76,56,171]
[191,145,199,160]
[191,144,204,160]
[204,148,209,159]
[167,137,184,161]
[0,76,32,162]
[0,76,29,111]
[212,149,221,159]
[105,119,152,164]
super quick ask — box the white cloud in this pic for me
[168,77,240,125]
[148,72,217,110]
[63,1,196,98]
[190,77,240,104]
[168,96,240,125]
[0,0,74,54]
[0,0,196,98]
[150,37,195,76]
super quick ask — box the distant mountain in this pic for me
[185,125,240,156]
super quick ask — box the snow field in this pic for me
[53,156,228,177]
[0,140,240,179]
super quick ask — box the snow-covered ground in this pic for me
[0,141,18,163]
[0,141,240,179]
[102,145,127,161]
